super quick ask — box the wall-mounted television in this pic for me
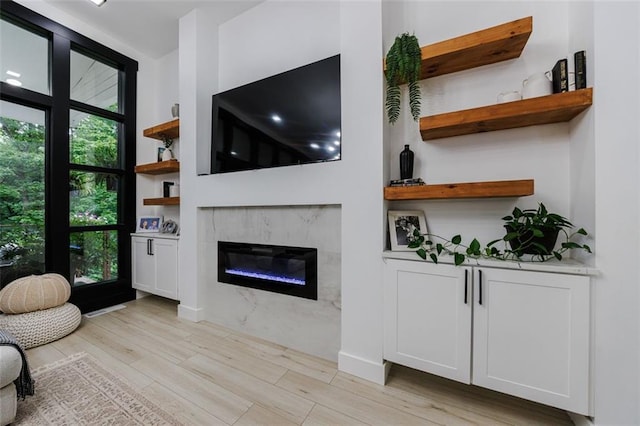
[211,55,341,174]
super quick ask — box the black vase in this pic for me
[399,145,414,180]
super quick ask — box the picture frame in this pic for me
[157,147,165,162]
[160,220,179,234]
[388,210,428,251]
[137,216,163,233]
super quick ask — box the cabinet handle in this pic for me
[147,239,154,256]
[478,269,483,305]
[464,269,468,304]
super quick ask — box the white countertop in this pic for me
[382,250,598,276]
[131,232,180,240]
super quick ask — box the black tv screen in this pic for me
[211,55,341,174]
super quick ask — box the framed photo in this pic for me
[157,147,165,162]
[388,210,427,251]
[137,216,163,233]
[160,220,179,234]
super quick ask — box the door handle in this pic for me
[149,239,154,255]
[464,269,468,304]
[478,269,483,305]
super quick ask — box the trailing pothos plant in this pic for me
[385,33,422,124]
[408,203,592,265]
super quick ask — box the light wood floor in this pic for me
[24,296,573,425]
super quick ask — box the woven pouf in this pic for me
[0,303,81,349]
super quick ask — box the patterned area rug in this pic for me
[14,352,181,425]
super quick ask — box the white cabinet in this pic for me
[472,267,590,415]
[383,260,472,383]
[383,258,591,415]
[132,234,178,300]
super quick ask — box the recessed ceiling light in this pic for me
[6,78,22,87]
[333,140,340,146]
[327,146,336,152]
[271,114,282,123]
[6,70,20,78]
[310,143,320,149]
[335,131,341,138]
[88,0,107,6]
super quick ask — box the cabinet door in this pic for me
[153,238,178,300]
[472,268,590,414]
[384,259,472,383]
[132,237,155,293]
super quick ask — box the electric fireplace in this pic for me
[218,241,318,300]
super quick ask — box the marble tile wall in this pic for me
[198,205,341,361]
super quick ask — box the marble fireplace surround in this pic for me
[198,205,341,361]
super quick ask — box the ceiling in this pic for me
[41,0,262,59]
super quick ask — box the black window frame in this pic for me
[0,0,137,312]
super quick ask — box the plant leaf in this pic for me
[577,228,588,235]
[454,253,465,266]
[451,235,462,245]
[436,243,444,255]
[553,251,562,261]
[561,242,581,249]
[469,238,481,253]
[417,248,427,260]
[429,253,438,264]
[487,239,501,247]
[503,232,519,241]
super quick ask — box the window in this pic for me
[0,2,137,312]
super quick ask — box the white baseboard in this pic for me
[568,412,594,426]
[338,351,389,385]
[177,304,203,322]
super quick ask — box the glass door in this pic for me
[0,101,46,286]
[0,3,137,311]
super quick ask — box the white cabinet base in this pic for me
[384,260,472,384]
[383,258,591,415]
[472,268,590,415]
[132,234,179,300]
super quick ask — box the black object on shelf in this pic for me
[574,50,586,90]
[163,181,175,197]
[552,58,568,93]
[399,144,414,180]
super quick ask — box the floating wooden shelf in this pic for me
[384,17,532,80]
[420,88,593,141]
[143,197,180,206]
[143,119,180,141]
[384,179,534,200]
[134,160,180,175]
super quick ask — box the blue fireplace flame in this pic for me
[225,268,305,286]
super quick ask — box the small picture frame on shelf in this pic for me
[388,210,427,251]
[137,216,163,233]
[157,147,165,162]
[160,219,178,234]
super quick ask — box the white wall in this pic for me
[591,3,640,425]
[178,0,387,381]
[383,2,577,247]
[382,2,640,424]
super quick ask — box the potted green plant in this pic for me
[385,33,422,124]
[408,203,592,265]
